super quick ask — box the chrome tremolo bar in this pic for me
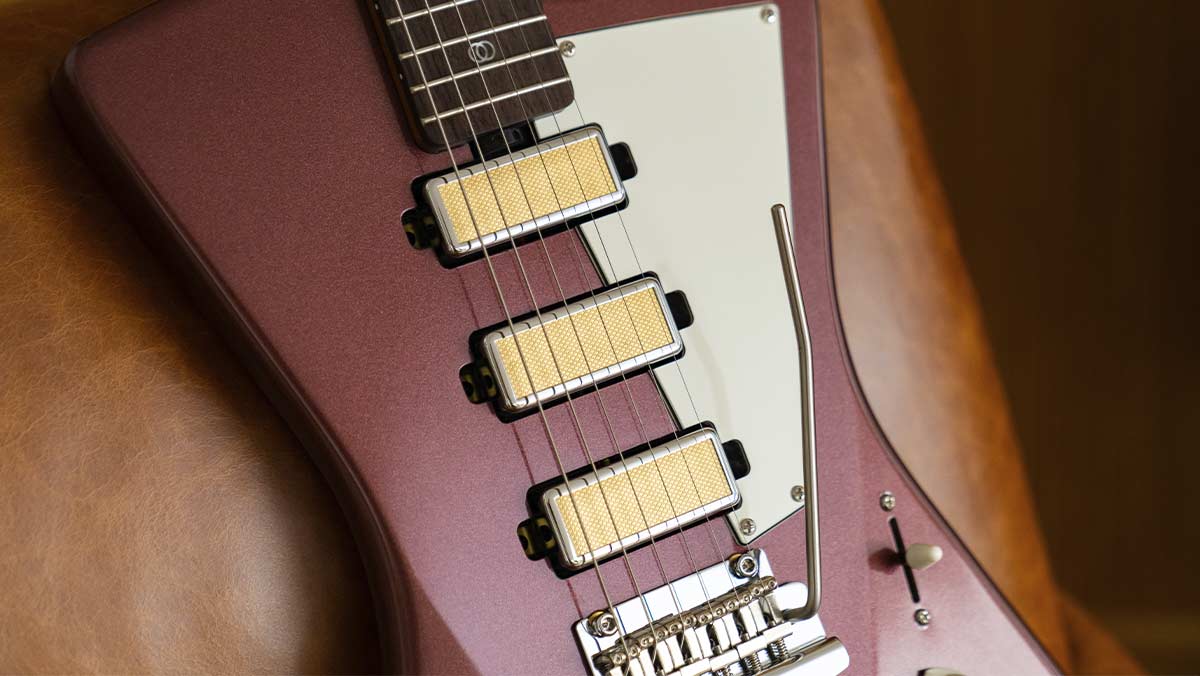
[771,203,821,623]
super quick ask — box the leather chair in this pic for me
[0,0,1140,672]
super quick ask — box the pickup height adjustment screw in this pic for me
[739,518,757,536]
[730,551,759,578]
[587,610,619,637]
[914,608,932,627]
[559,40,576,58]
[880,491,897,512]
[791,485,805,503]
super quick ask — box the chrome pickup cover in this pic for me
[573,549,848,676]
[424,125,624,257]
[540,427,740,570]
[479,277,684,416]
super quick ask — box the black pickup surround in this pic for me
[517,424,751,578]
[459,275,695,421]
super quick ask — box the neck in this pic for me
[377,0,575,151]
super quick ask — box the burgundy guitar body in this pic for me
[54,0,1057,674]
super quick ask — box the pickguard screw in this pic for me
[761,6,777,24]
[739,518,757,536]
[587,610,619,637]
[791,485,805,503]
[880,491,896,512]
[730,551,759,578]
[559,40,576,58]
[914,608,932,627]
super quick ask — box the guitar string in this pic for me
[389,0,636,656]
[395,0,672,652]
[416,2,744,662]
[404,2,684,657]
[403,0,753,658]
[486,0,751,605]
[448,1,753,646]
[491,0,744,579]
[440,0,728,628]
[409,1,708,653]
[499,1,744,588]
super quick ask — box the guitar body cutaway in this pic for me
[54,1,1057,673]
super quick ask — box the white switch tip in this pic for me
[905,543,943,571]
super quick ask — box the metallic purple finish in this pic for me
[55,0,1058,673]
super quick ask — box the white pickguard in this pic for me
[536,4,803,544]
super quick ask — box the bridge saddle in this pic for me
[573,549,848,676]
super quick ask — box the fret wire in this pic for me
[387,0,478,24]
[408,45,559,93]
[396,15,547,59]
[418,76,570,123]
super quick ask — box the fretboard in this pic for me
[378,0,574,151]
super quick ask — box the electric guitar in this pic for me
[55,0,1058,673]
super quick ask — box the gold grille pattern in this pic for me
[555,438,732,559]
[438,135,618,245]
[495,286,674,400]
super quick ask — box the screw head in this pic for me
[588,610,619,637]
[730,551,759,578]
[791,485,805,503]
[559,40,576,57]
[739,518,757,536]
[914,608,931,627]
[880,491,897,512]
[761,6,777,23]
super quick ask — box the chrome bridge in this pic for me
[573,550,848,676]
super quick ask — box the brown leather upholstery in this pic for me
[0,0,1137,673]
[0,1,377,672]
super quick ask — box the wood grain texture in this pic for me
[823,1,1142,673]
[879,0,1199,672]
[820,0,1074,666]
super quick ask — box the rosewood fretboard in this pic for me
[377,0,575,150]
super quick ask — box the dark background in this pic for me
[879,1,1200,672]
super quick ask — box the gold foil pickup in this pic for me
[423,126,624,257]
[477,277,685,416]
[539,428,740,570]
